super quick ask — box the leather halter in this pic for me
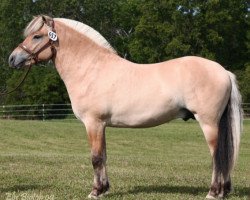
[18,20,57,64]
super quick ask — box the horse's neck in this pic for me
[53,21,115,83]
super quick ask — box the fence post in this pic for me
[2,105,5,119]
[42,104,45,121]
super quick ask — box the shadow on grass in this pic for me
[0,184,51,193]
[107,184,207,198]
[129,184,207,195]
[109,184,250,198]
[234,187,250,198]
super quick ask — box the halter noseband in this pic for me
[19,19,57,64]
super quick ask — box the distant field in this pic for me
[0,120,249,200]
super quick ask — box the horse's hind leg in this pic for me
[200,123,220,199]
[85,120,109,199]
[198,122,232,199]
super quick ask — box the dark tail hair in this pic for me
[214,72,243,181]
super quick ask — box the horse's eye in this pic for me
[33,35,43,40]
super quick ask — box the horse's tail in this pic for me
[214,71,243,180]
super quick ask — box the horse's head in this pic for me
[9,15,57,68]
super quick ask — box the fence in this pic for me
[0,104,75,120]
[0,103,249,120]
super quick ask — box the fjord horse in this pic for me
[9,15,242,199]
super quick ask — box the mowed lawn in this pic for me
[0,119,249,200]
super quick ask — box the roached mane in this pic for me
[24,15,116,53]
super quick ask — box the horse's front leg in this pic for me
[85,120,109,199]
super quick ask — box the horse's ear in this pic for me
[42,15,47,23]
[41,15,53,28]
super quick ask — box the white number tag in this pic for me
[48,31,57,41]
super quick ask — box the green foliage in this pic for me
[0,0,249,104]
[3,65,69,105]
[237,65,250,102]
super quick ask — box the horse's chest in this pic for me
[71,103,83,120]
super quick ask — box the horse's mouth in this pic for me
[13,58,34,69]
[13,60,26,69]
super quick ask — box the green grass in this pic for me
[0,120,249,200]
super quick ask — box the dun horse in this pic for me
[9,15,242,199]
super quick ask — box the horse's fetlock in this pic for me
[210,182,221,197]
[103,181,110,193]
[222,180,232,197]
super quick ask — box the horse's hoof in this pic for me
[88,193,99,199]
[206,194,217,199]
[88,190,109,199]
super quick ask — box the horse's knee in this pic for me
[92,153,103,168]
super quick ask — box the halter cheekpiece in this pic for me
[18,19,57,64]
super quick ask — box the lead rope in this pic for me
[0,64,32,96]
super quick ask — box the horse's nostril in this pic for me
[9,55,15,66]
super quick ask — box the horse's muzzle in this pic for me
[9,52,28,69]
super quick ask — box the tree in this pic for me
[127,0,249,67]
[0,0,34,104]
[0,0,249,104]
[4,65,69,105]
[198,0,249,69]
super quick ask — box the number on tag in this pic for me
[48,31,57,41]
